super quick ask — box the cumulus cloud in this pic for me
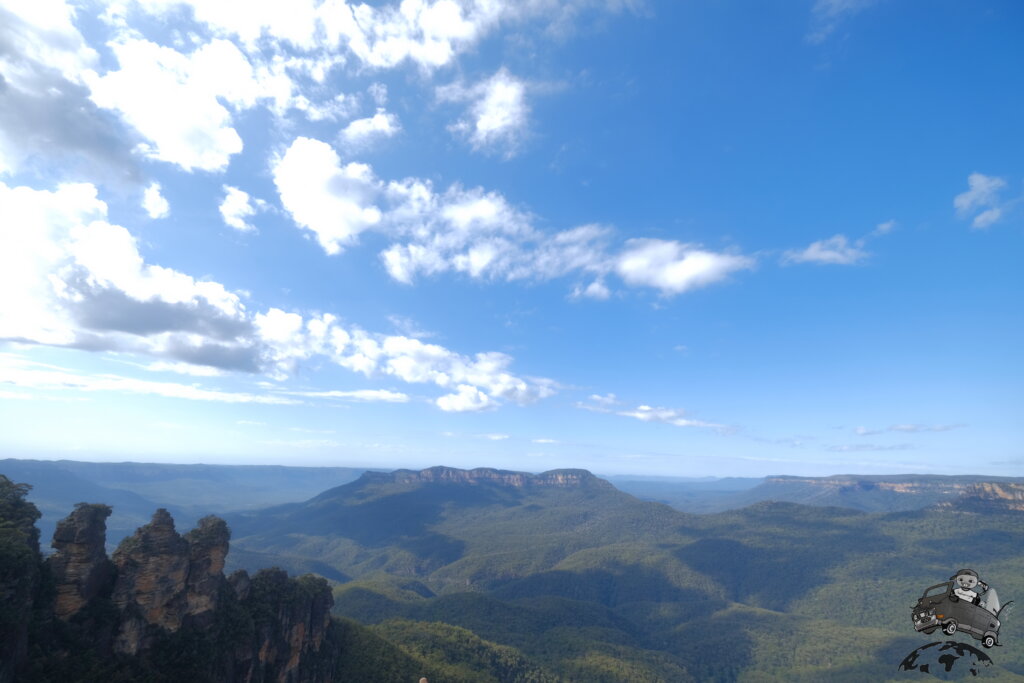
[0,1,138,181]
[273,136,382,254]
[0,180,259,370]
[615,239,753,294]
[782,234,868,266]
[0,179,554,412]
[87,38,264,172]
[142,182,169,218]
[108,0,638,71]
[219,185,263,232]
[340,109,401,147]
[437,384,493,412]
[954,173,1009,229]
[439,68,529,155]
[272,135,751,297]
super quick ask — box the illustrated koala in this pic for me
[950,568,988,605]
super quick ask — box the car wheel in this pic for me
[982,635,996,649]
[943,621,957,636]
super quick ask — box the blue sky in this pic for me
[0,0,1021,477]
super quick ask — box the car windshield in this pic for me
[925,583,949,597]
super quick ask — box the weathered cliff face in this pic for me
[36,505,339,682]
[940,482,1024,512]
[186,516,230,620]
[245,569,336,683]
[112,508,192,653]
[47,503,115,620]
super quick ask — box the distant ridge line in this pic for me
[358,465,611,489]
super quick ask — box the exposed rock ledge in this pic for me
[44,506,337,682]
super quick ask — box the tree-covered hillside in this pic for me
[224,466,1024,681]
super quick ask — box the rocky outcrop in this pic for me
[245,569,336,683]
[47,503,114,620]
[185,516,230,620]
[939,482,1024,513]
[112,508,192,653]
[33,505,340,681]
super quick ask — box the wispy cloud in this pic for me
[617,405,723,429]
[782,234,867,265]
[807,0,880,44]
[827,443,914,452]
[855,423,966,436]
[283,389,410,403]
[577,393,722,429]
[0,357,298,405]
[954,173,1014,229]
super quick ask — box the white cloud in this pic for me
[617,404,722,429]
[368,82,388,106]
[340,109,401,147]
[576,393,722,429]
[616,238,753,294]
[0,1,138,180]
[0,356,297,404]
[273,136,749,297]
[532,437,558,444]
[145,361,225,377]
[273,137,382,254]
[0,180,262,374]
[571,280,611,300]
[87,38,264,172]
[872,219,896,235]
[142,182,170,219]
[954,173,1008,229]
[0,179,557,413]
[219,185,262,232]
[283,388,410,402]
[439,68,529,156]
[481,433,510,440]
[782,234,867,265]
[436,384,493,412]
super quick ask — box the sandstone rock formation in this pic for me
[48,503,115,620]
[38,505,339,681]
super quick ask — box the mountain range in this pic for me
[3,459,1024,681]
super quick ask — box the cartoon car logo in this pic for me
[912,581,1010,649]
